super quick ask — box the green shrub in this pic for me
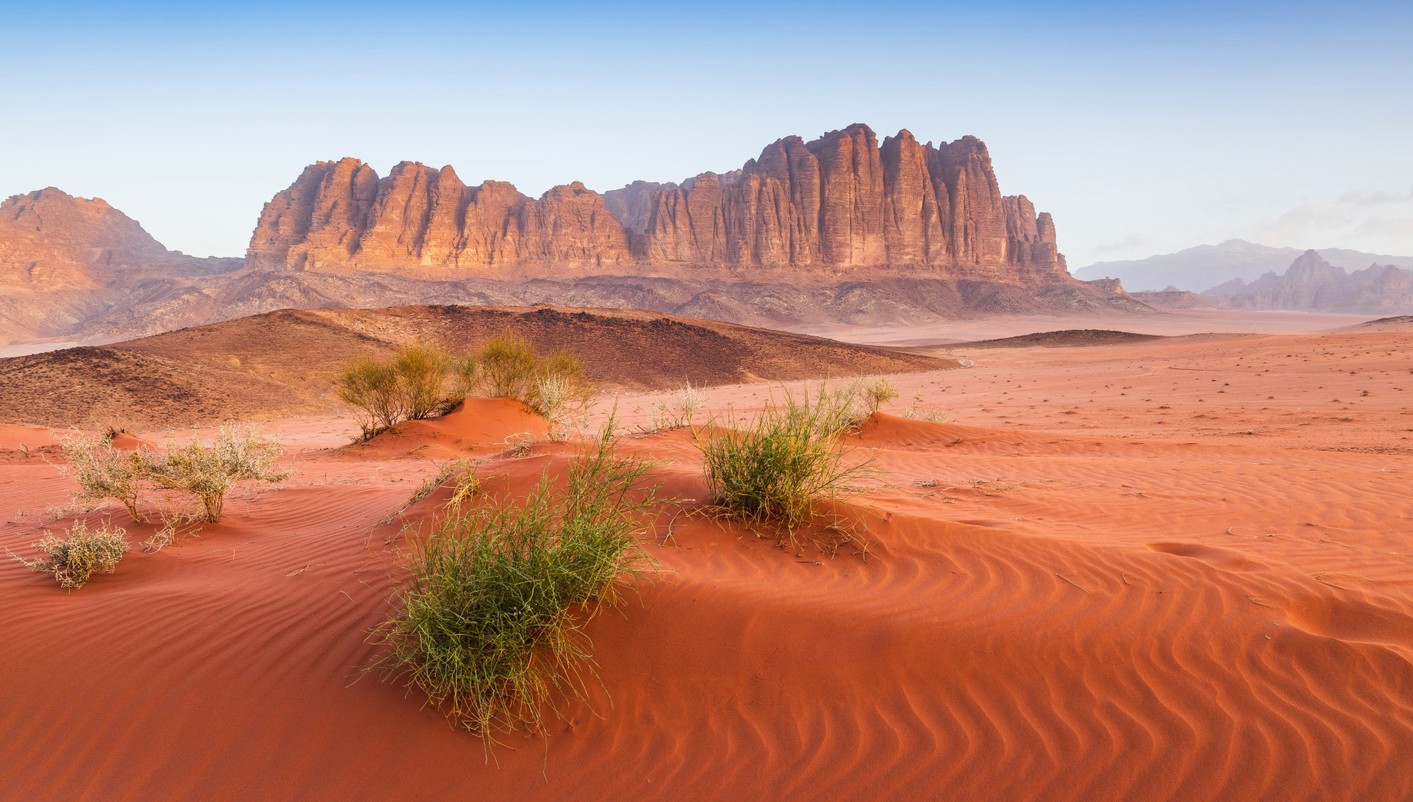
[336,358,406,439]
[11,520,129,589]
[478,334,539,399]
[698,387,867,533]
[450,354,479,405]
[141,426,289,523]
[375,428,657,744]
[55,434,147,521]
[862,378,899,416]
[395,345,453,420]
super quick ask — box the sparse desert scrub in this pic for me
[54,433,147,521]
[478,333,539,399]
[10,519,129,589]
[395,345,454,420]
[375,429,658,745]
[698,386,869,535]
[336,358,406,440]
[141,425,289,523]
[646,380,708,432]
[861,377,899,416]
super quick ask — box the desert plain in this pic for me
[0,306,1408,800]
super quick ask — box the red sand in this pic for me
[2,329,1411,800]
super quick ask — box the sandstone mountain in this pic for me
[1203,250,1413,313]
[1,124,1149,349]
[0,188,241,345]
[1075,239,1413,293]
[247,124,1066,282]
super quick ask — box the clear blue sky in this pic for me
[4,0,1411,267]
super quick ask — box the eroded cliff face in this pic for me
[247,124,1066,281]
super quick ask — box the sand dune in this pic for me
[2,323,1410,800]
[0,305,949,429]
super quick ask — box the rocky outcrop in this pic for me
[1204,250,1413,313]
[1,188,172,288]
[248,124,1067,281]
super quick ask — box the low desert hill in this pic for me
[0,304,950,428]
[951,329,1164,348]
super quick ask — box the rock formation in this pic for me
[1,188,172,288]
[247,124,1067,281]
[1204,250,1413,313]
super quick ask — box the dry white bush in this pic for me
[10,519,129,589]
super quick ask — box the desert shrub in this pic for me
[645,380,708,433]
[862,378,899,416]
[450,354,480,405]
[698,387,867,533]
[11,520,129,589]
[375,429,658,744]
[396,345,453,420]
[55,434,147,521]
[478,334,539,399]
[141,426,289,523]
[336,358,406,439]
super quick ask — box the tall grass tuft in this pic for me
[375,427,658,745]
[698,386,868,534]
[10,519,129,589]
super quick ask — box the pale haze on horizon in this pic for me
[3,0,1411,269]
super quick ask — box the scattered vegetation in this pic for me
[9,519,129,589]
[336,337,596,441]
[861,378,899,417]
[698,385,869,536]
[140,426,289,523]
[374,428,659,746]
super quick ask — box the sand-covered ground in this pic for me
[2,319,1410,800]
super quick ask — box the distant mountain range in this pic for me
[1202,250,1413,314]
[0,124,1148,347]
[1074,239,1413,293]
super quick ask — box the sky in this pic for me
[3,0,1411,268]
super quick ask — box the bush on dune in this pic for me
[375,427,658,745]
[140,425,289,523]
[9,519,129,589]
[55,433,147,521]
[698,385,869,538]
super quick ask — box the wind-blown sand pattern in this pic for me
[2,326,1410,800]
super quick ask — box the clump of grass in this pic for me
[54,434,147,521]
[141,425,289,523]
[646,380,708,432]
[374,428,658,746]
[698,386,868,535]
[10,519,129,589]
[861,377,898,416]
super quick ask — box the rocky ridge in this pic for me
[1204,250,1413,314]
[247,124,1066,281]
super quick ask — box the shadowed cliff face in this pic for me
[246,124,1066,281]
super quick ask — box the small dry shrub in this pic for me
[11,519,129,589]
[142,426,289,523]
[55,434,146,521]
[479,334,539,399]
[862,378,899,416]
[647,380,708,432]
